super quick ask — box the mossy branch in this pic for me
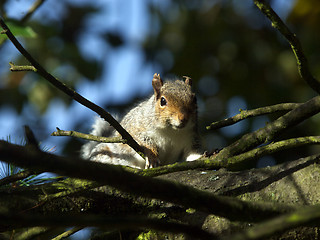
[0,18,144,158]
[0,169,34,186]
[228,204,320,240]
[0,212,216,240]
[207,103,301,130]
[253,0,320,94]
[216,95,320,159]
[0,140,295,222]
[51,227,83,240]
[140,137,320,176]
[51,128,126,144]
[220,137,320,170]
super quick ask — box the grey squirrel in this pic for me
[81,73,201,169]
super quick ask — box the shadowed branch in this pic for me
[253,0,320,94]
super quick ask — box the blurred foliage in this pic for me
[0,0,320,164]
[0,20,36,44]
[143,0,320,162]
[0,2,102,114]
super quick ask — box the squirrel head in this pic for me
[152,73,197,130]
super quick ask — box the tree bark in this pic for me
[1,151,319,239]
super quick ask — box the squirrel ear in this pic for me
[152,73,163,97]
[183,76,192,86]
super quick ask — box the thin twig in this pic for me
[9,62,37,72]
[51,227,83,240]
[0,18,144,157]
[20,0,46,23]
[207,103,301,130]
[253,0,320,94]
[24,125,40,149]
[51,128,126,144]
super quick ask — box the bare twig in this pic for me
[24,125,39,149]
[0,18,144,157]
[51,128,126,144]
[9,62,37,72]
[253,0,320,94]
[207,103,301,130]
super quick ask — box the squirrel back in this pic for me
[81,73,201,169]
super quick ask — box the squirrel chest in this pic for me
[144,122,195,166]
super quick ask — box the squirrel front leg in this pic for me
[143,145,160,169]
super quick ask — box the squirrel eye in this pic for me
[160,96,167,107]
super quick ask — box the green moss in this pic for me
[136,231,177,240]
[186,208,196,214]
[136,231,157,240]
[287,213,300,223]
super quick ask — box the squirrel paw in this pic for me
[143,146,160,169]
[145,157,160,169]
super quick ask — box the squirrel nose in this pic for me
[177,113,188,128]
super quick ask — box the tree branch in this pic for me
[228,204,320,240]
[51,128,126,144]
[0,169,34,186]
[51,227,83,240]
[219,137,320,170]
[207,103,301,130]
[216,95,320,159]
[0,140,295,222]
[20,0,46,23]
[0,213,216,240]
[0,18,144,158]
[9,62,37,72]
[253,0,320,94]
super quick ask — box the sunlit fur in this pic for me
[81,77,200,169]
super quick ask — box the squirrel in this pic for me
[81,73,202,169]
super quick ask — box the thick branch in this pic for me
[0,140,295,222]
[217,95,320,159]
[253,0,320,94]
[0,213,215,240]
[0,18,144,157]
[228,204,320,240]
[207,103,301,130]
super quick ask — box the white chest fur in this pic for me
[149,124,194,165]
